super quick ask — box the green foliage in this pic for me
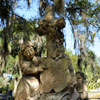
[88,50,96,60]
[65,50,78,72]
[6,55,18,72]
[87,76,100,90]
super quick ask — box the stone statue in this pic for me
[75,72,88,100]
[36,6,78,100]
[15,41,45,100]
[15,6,79,100]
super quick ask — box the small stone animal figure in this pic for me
[75,71,89,100]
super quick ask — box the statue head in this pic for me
[20,41,37,60]
[76,71,86,83]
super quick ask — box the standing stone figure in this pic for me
[36,6,79,100]
[75,72,88,100]
[15,41,44,100]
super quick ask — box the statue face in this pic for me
[23,46,35,60]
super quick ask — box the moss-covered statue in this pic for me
[36,6,79,100]
[75,72,88,100]
[15,41,45,100]
[15,5,79,100]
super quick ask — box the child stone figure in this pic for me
[15,41,44,100]
[75,71,88,100]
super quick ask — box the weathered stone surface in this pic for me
[75,71,88,100]
[39,88,79,100]
[36,17,65,36]
[15,76,40,100]
[15,5,78,100]
[40,57,73,93]
[35,6,77,99]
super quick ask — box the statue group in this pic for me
[14,6,88,100]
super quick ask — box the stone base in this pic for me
[29,88,79,100]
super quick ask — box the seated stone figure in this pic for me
[75,72,88,100]
[14,41,44,100]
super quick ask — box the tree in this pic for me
[0,0,37,74]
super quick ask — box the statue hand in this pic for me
[38,66,43,72]
[38,65,48,72]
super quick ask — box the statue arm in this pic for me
[19,51,42,74]
[20,61,44,75]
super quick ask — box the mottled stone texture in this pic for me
[15,6,79,100]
